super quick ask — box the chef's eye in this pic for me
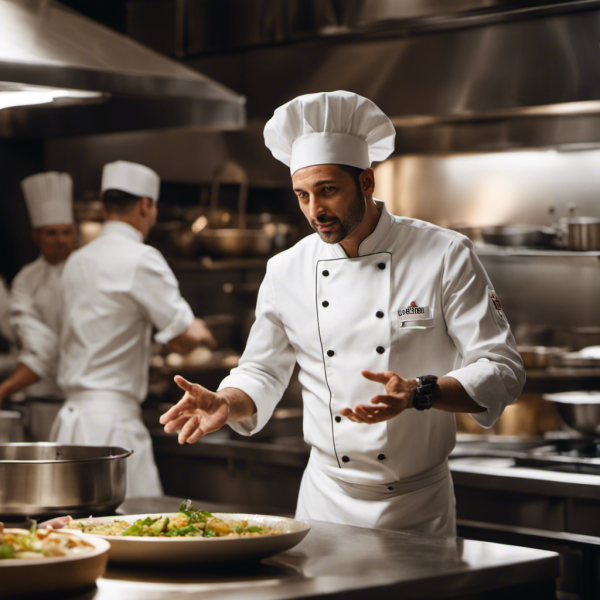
[323,186,335,193]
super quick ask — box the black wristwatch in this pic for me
[413,375,438,411]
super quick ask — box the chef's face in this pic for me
[33,223,74,265]
[292,164,366,244]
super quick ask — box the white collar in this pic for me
[327,199,394,258]
[101,220,144,244]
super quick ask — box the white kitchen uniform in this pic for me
[10,256,65,440]
[221,201,525,536]
[53,221,194,498]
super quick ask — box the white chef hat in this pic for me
[264,90,396,175]
[101,160,160,201]
[21,172,73,228]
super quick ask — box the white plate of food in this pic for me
[69,501,310,565]
[0,524,110,598]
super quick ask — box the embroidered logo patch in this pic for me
[488,288,506,321]
[398,305,432,320]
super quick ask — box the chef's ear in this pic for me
[359,168,375,198]
[139,196,153,216]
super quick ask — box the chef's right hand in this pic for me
[159,376,229,444]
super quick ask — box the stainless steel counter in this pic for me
[63,496,558,600]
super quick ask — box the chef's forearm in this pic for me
[219,387,258,422]
[0,362,41,400]
[431,376,485,414]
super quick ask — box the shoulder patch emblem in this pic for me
[488,288,506,321]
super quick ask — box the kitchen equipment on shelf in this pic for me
[0,443,132,518]
[194,162,273,257]
[542,391,600,436]
[517,346,566,369]
[559,217,600,251]
[480,224,558,247]
[558,346,600,368]
[0,410,24,443]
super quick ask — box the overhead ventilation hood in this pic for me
[0,0,245,138]
[176,0,600,153]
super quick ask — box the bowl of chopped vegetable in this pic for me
[0,522,110,597]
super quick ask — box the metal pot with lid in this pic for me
[0,443,132,518]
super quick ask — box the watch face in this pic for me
[421,374,438,386]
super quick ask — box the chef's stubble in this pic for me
[312,191,366,244]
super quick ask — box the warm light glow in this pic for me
[0,87,104,110]
[191,215,208,234]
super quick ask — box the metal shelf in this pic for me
[475,243,600,259]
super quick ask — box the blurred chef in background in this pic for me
[53,160,216,498]
[0,172,74,441]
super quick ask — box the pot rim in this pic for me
[0,443,133,464]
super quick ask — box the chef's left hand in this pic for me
[340,370,418,424]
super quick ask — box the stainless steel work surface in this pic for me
[59,496,559,600]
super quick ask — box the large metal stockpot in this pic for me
[561,217,600,251]
[0,443,132,518]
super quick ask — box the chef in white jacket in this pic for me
[160,91,525,536]
[54,160,216,498]
[0,172,74,441]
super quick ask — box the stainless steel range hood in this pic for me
[180,0,600,153]
[0,0,245,138]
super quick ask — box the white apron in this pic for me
[49,391,162,498]
[296,454,456,537]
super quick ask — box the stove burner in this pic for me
[514,437,600,474]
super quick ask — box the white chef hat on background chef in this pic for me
[101,160,160,201]
[21,171,73,228]
[264,90,396,175]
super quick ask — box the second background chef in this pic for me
[53,160,216,497]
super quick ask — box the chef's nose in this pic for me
[308,195,326,219]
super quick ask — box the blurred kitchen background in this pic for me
[2,2,600,597]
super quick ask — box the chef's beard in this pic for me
[311,192,366,244]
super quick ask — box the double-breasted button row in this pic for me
[337,452,387,463]
[328,347,385,357]
[323,263,386,276]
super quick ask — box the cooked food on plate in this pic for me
[70,500,281,538]
[0,522,95,559]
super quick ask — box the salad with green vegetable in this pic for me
[71,501,276,538]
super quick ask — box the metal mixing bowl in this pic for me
[542,392,600,436]
[0,443,132,518]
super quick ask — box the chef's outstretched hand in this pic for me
[159,376,229,444]
[340,370,418,424]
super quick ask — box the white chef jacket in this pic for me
[221,201,525,489]
[10,256,64,399]
[58,221,194,401]
[55,221,194,498]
